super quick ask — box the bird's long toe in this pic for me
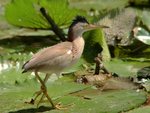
[24,98,35,105]
[54,102,74,110]
[54,103,67,110]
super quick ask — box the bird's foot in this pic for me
[25,90,43,105]
[24,98,35,105]
[54,102,74,110]
[33,90,43,97]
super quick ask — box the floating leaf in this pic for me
[56,90,146,113]
[133,27,150,45]
[127,106,150,113]
[0,88,146,113]
[104,59,150,77]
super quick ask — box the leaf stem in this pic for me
[40,7,66,41]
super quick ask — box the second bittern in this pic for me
[22,16,108,109]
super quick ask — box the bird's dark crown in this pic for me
[69,16,89,28]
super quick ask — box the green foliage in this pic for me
[134,27,150,45]
[0,85,146,113]
[55,90,146,113]
[69,0,129,11]
[142,80,150,92]
[83,29,111,63]
[140,9,150,31]
[5,0,79,29]
[127,106,150,113]
[1,0,150,112]
[104,59,150,77]
[5,0,48,28]
[0,64,147,113]
[40,0,79,27]
[0,68,33,85]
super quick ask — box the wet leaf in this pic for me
[141,80,150,92]
[137,66,150,80]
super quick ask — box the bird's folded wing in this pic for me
[23,42,72,71]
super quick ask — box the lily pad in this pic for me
[133,27,150,45]
[0,66,147,113]
[104,59,150,77]
[0,88,146,113]
[127,106,150,113]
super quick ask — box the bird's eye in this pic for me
[82,23,88,28]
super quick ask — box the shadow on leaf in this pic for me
[9,106,53,113]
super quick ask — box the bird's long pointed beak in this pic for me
[84,24,109,31]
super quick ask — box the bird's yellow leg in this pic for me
[35,72,72,110]
[31,74,50,104]
[34,71,55,108]
[26,74,50,104]
[37,93,45,107]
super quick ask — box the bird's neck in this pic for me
[68,28,85,56]
[72,36,85,47]
[72,36,85,60]
[68,28,83,42]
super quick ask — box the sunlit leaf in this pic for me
[140,9,150,31]
[104,59,150,77]
[83,29,111,63]
[40,0,80,27]
[5,0,80,29]
[5,0,48,28]
[133,27,150,45]
[142,80,150,92]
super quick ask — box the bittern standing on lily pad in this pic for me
[22,16,108,109]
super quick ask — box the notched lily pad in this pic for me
[104,59,150,77]
[0,67,147,113]
[127,106,150,113]
[54,90,146,113]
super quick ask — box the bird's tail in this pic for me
[22,60,29,73]
[22,70,27,73]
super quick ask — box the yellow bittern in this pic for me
[22,16,107,109]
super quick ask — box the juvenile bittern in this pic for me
[22,16,107,109]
